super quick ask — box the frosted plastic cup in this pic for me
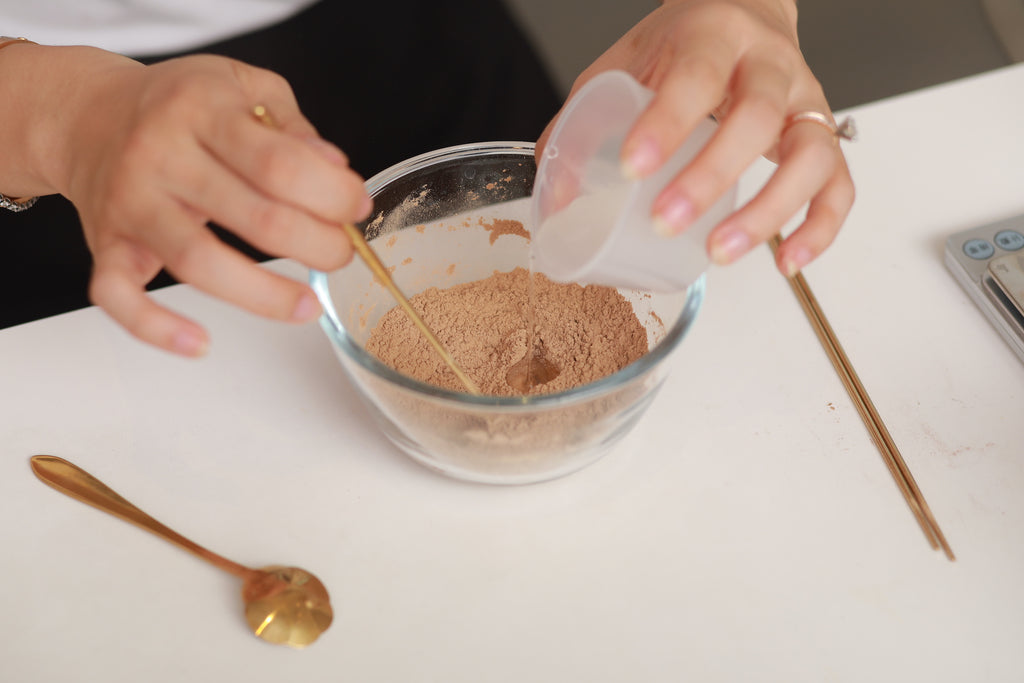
[531,70,738,292]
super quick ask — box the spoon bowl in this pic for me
[29,454,332,648]
[242,565,333,647]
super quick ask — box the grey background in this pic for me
[505,0,1020,110]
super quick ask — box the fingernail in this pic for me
[653,196,693,236]
[357,193,373,219]
[781,246,812,277]
[709,229,751,265]
[291,292,321,322]
[306,136,347,165]
[172,328,209,357]
[622,137,662,179]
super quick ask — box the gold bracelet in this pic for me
[0,36,35,52]
[0,37,41,211]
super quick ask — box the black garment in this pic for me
[0,0,561,328]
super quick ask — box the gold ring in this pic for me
[251,104,276,127]
[784,110,857,142]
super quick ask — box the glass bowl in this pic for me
[310,142,704,485]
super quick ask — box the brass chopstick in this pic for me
[338,221,481,395]
[769,235,954,560]
[252,105,480,395]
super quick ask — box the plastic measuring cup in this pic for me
[531,70,737,292]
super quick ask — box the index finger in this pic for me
[620,35,741,179]
[204,104,371,225]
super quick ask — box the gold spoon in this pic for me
[29,454,333,647]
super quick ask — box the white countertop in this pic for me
[3,64,1024,682]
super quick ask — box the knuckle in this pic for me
[811,193,856,243]
[313,230,354,271]
[86,269,115,309]
[714,2,752,26]
[677,55,727,91]
[163,239,209,280]
[691,2,754,37]
[335,239,355,267]
[258,68,293,97]
[246,200,292,245]
[243,202,353,271]
[739,90,787,127]
[252,143,299,190]
[247,278,302,320]
[87,269,157,340]
[683,1,736,27]
[125,307,163,342]
[793,137,840,173]
[683,161,731,208]
[815,204,846,233]
[834,176,856,211]
[235,60,293,97]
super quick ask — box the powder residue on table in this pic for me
[365,267,648,396]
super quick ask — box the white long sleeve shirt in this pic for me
[1,0,317,56]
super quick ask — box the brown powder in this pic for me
[481,217,532,245]
[366,267,648,396]
[365,188,430,240]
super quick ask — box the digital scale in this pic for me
[945,214,1024,363]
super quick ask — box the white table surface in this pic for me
[4,64,1024,682]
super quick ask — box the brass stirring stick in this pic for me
[769,235,954,561]
[340,222,481,394]
[252,105,480,395]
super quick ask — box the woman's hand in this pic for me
[12,48,371,356]
[540,0,854,277]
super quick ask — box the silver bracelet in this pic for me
[0,193,38,212]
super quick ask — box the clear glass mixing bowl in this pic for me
[310,142,704,485]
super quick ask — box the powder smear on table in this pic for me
[366,267,648,396]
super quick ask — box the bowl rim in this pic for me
[310,141,705,409]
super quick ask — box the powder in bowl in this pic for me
[366,267,649,396]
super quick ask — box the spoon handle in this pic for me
[30,455,256,581]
